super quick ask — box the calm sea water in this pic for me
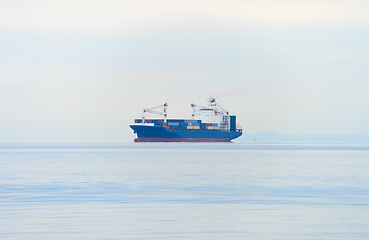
[1,143,369,239]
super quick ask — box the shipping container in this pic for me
[168,119,186,123]
[185,120,201,123]
[230,116,236,131]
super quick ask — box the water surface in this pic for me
[1,143,369,239]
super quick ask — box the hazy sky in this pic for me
[1,0,368,142]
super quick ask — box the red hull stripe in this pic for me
[134,138,231,142]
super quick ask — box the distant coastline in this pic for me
[237,132,369,143]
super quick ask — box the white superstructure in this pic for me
[191,96,231,130]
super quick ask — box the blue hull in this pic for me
[130,125,242,142]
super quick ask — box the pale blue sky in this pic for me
[1,0,368,142]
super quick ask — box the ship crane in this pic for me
[142,103,168,123]
[191,103,206,119]
[215,103,229,115]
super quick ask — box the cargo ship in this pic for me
[130,96,242,142]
